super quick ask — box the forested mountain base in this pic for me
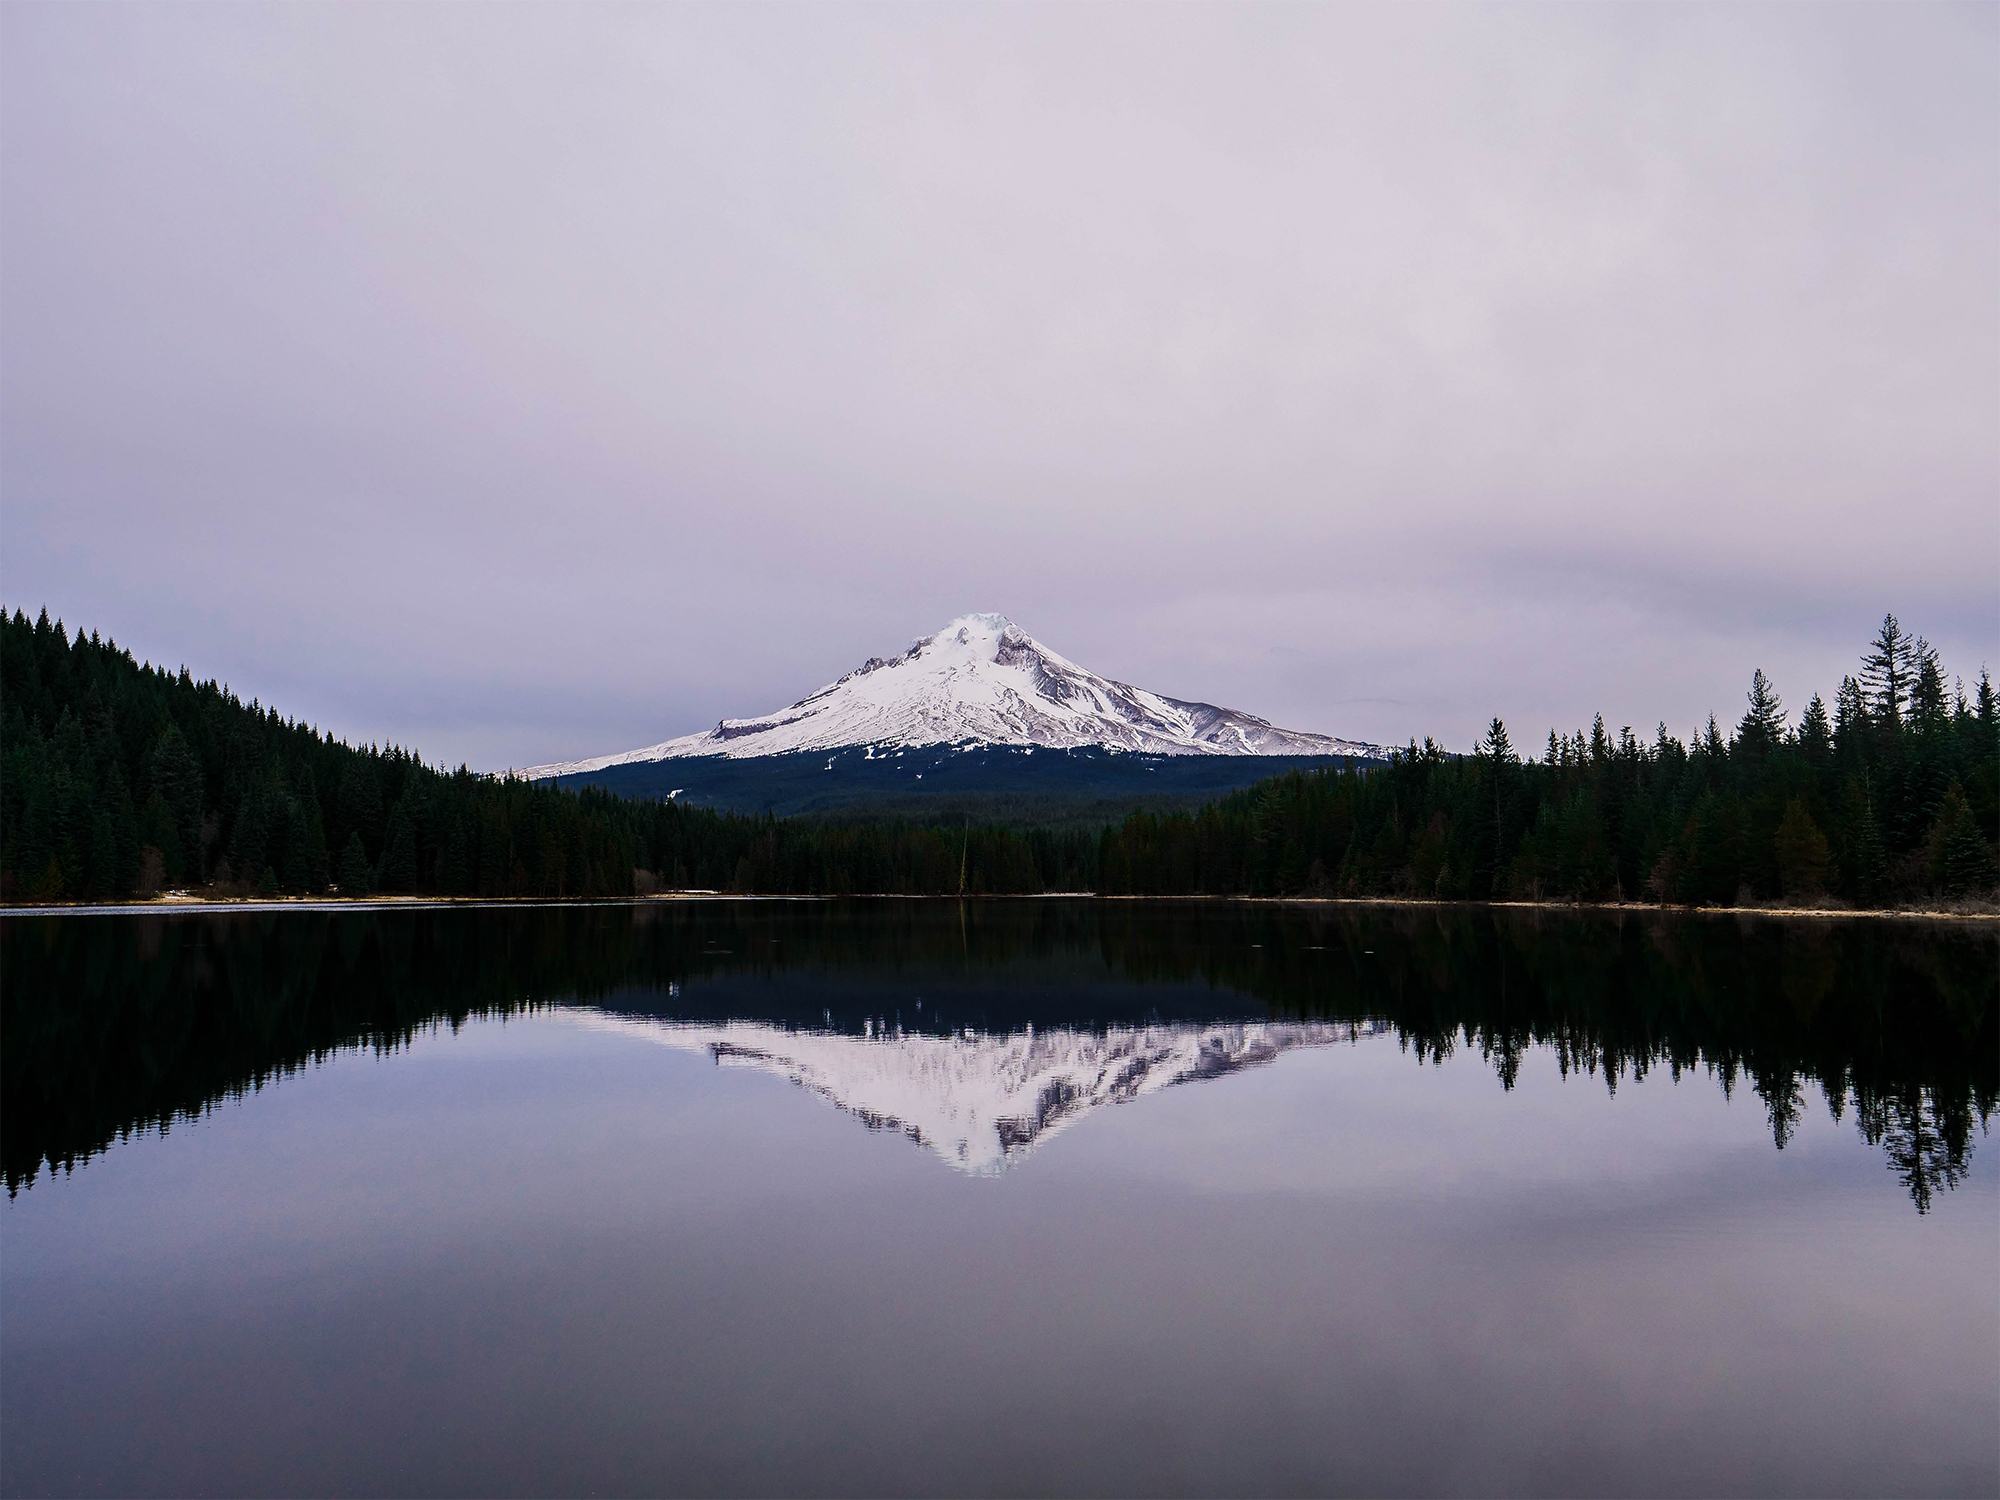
[1099,616,1998,908]
[2,607,1994,908]
[548,744,1374,823]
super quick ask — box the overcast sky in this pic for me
[3,3,1994,769]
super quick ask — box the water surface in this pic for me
[3,901,1994,1497]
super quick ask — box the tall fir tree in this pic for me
[1797,693,1833,761]
[1861,613,1914,730]
[1737,669,1786,757]
[1833,675,1869,761]
[1909,641,1949,737]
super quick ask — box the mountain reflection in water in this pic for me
[3,899,1993,1209]
[572,1012,1384,1172]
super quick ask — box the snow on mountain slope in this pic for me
[568,1011,1386,1173]
[519,612,1380,778]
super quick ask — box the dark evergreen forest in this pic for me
[0,608,1095,901]
[2,606,1993,908]
[1098,614,1998,906]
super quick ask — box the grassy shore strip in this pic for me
[2,891,1995,922]
[1229,894,2000,924]
[0,892,820,917]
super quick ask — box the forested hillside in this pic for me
[2,606,1993,909]
[0,609,1093,901]
[1099,615,1998,907]
[547,743,1373,823]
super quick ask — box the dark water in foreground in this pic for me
[2,901,1995,1498]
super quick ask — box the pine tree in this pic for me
[1797,693,1832,760]
[1773,799,1831,899]
[229,784,271,889]
[1910,641,1949,737]
[439,823,472,894]
[1928,782,1996,897]
[1861,613,1915,730]
[137,792,183,885]
[301,802,331,891]
[1474,720,1517,897]
[1699,715,1728,760]
[146,725,204,879]
[1838,779,1888,903]
[83,811,119,899]
[375,801,419,892]
[337,833,373,894]
[1737,669,1786,757]
[1685,791,1743,904]
[1833,675,1868,760]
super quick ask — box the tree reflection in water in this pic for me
[4,900,1992,1209]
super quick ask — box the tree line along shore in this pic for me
[2,607,1994,910]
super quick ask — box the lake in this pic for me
[2,900,1994,1498]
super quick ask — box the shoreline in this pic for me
[2,891,1993,923]
[1236,894,2000,924]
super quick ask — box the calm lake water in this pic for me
[2,900,1995,1498]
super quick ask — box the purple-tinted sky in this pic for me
[3,3,1995,770]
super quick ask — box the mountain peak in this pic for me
[914,612,1022,660]
[935,611,1016,638]
[518,614,1384,776]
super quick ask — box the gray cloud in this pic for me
[3,2,1994,768]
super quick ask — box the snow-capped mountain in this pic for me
[520,612,1379,778]
[567,1012,1385,1174]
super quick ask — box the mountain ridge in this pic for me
[520,612,1382,779]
